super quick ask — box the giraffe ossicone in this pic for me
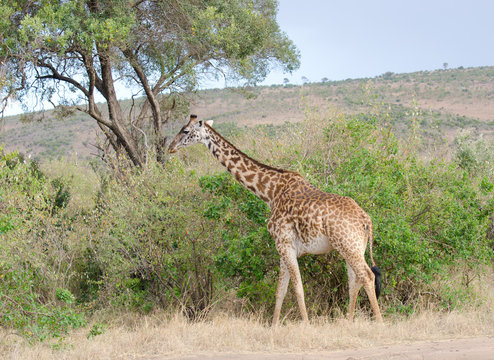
[168,114,383,325]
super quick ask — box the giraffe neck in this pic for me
[202,125,288,204]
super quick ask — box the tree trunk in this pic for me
[123,49,167,164]
[99,52,144,167]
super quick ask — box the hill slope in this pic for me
[1,66,493,160]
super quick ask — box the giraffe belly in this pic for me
[295,234,332,257]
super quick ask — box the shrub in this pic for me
[0,150,86,342]
[196,114,493,316]
[294,114,493,312]
[86,159,227,319]
[199,173,278,307]
[0,264,85,343]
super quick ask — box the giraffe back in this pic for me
[270,174,372,257]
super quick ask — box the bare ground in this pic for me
[169,337,494,360]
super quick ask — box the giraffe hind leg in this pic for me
[363,277,383,322]
[269,222,308,325]
[346,261,362,321]
[347,256,383,322]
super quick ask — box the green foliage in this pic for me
[55,288,76,304]
[295,115,493,311]
[0,264,85,343]
[200,172,269,225]
[51,178,71,214]
[0,151,86,342]
[188,0,299,81]
[199,173,277,305]
[87,322,105,339]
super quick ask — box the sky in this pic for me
[4,0,494,115]
[259,0,494,85]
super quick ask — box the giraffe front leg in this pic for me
[269,219,309,325]
[272,259,290,327]
[282,249,309,324]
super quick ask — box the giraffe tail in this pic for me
[366,222,382,299]
[371,265,382,299]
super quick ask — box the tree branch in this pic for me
[36,60,90,98]
[80,51,107,99]
[75,105,113,129]
[152,55,194,95]
[132,55,196,128]
[123,49,163,137]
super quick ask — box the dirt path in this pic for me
[166,337,494,360]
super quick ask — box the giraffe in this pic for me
[168,114,383,325]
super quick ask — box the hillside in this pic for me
[1,66,494,160]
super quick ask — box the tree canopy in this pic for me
[0,0,299,166]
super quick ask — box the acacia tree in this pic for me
[0,0,299,166]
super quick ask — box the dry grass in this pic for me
[2,301,493,359]
[3,269,493,358]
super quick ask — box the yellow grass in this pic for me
[2,264,493,360]
[2,302,493,359]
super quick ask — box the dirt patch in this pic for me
[167,337,494,360]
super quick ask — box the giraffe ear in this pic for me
[206,120,214,127]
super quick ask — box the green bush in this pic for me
[0,264,85,342]
[0,150,86,342]
[86,159,227,319]
[199,173,277,307]
[195,115,493,316]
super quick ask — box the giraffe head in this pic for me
[168,114,213,153]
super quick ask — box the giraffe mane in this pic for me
[205,122,289,174]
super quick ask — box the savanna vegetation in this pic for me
[1,1,493,356]
[1,103,493,349]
